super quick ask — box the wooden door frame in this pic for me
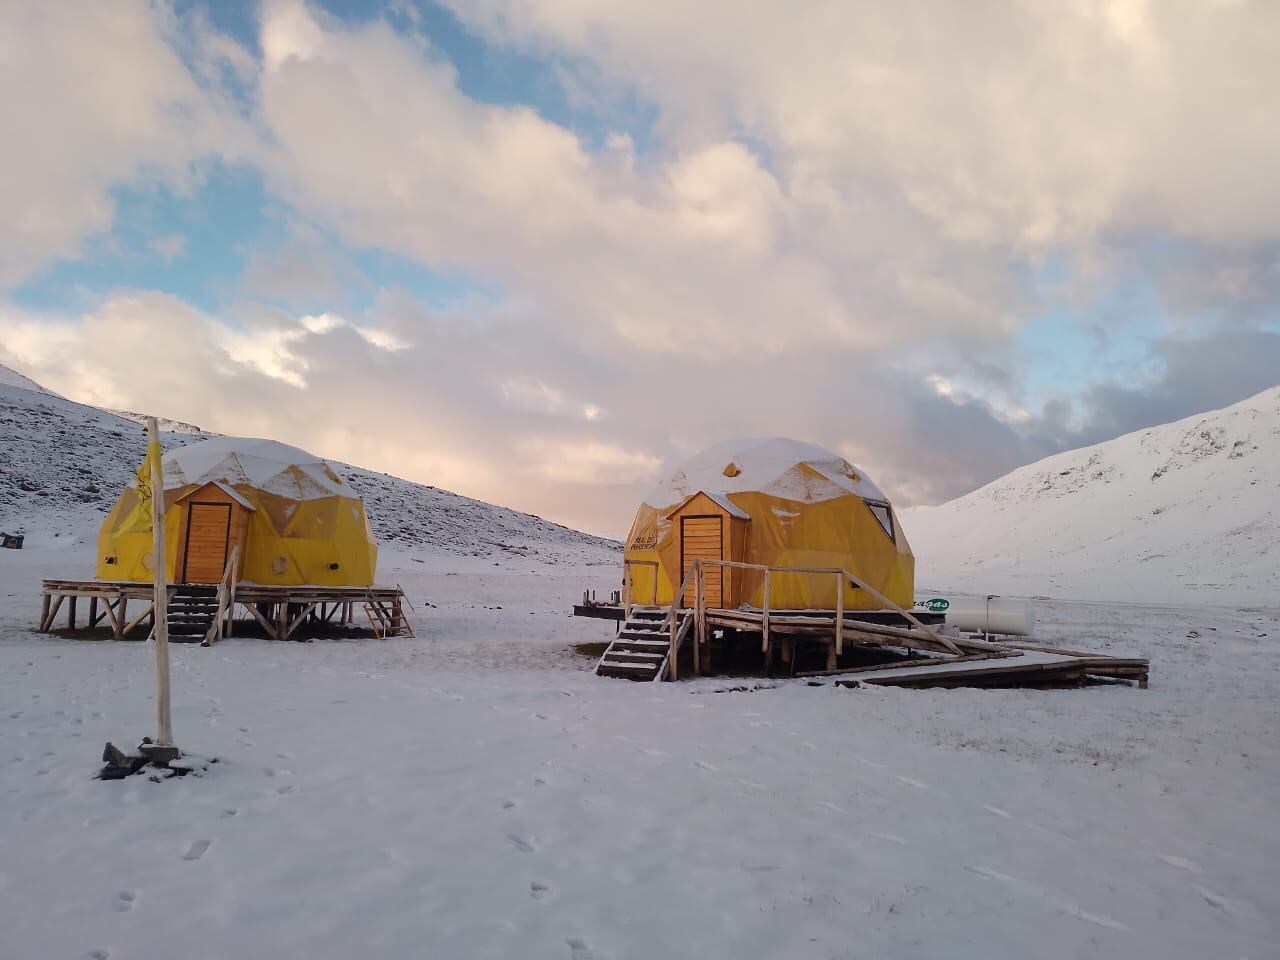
[680,514,724,606]
[180,501,232,584]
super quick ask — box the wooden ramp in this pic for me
[596,609,684,681]
[820,649,1148,690]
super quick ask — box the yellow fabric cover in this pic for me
[96,440,377,587]
[624,441,914,610]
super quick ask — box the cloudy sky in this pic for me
[1,0,1277,537]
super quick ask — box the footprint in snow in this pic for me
[85,950,110,960]
[276,785,295,795]
[693,760,718,772]
[1063,905,1129,931]
[220,808,238,818]
[182,840,211,861]
[1195,887,1240,914]
[894,775,927,789]
[507,834,535,853]
[566,938,596,960]
[1158,854,1200,874]
[501,799,517,810]
[871,833,907,845]
[530,880,553,901]
[964,864,1017,883]
[981,804,1011,818]
[113,890,136,912]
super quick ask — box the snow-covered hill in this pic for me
[0,361,59,397]
[904,386,1280,605]
[0,377,618,566]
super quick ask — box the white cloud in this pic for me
[442,0,1280,248]
[3,1,1277,536]
[0,0,255,285]
[521,439,662,485]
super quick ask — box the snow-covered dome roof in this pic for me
[158,437,349,501]
[642,437,887,508]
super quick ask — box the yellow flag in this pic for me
[135,436,162,515]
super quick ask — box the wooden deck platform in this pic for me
[39,579,409,642]
[579,556,1149,689]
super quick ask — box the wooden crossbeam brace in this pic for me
[41,593,66,632]
[283,601,319,640]
[121,600,155,637]
[243,601,280,640]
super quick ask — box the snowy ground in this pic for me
[3,539,1278,960]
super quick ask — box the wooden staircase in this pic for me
[364,594,414,639]
[166,585,219,644]
[596,609,685,681]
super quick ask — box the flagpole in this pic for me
[147,417,173,747]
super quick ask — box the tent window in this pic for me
[865,500,895,542]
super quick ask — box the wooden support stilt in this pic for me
[89,597,99,628]
[68,596,77,630]
[40,593,51,633]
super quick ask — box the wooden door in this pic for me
[681,516,723,607]
[183,503,231,583]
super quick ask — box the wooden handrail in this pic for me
[697,558,961,656]
[203,545,239,647]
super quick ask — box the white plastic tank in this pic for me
[915,595,1036,636]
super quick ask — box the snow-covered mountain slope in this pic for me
[107,408,207,434]
[0,361,59,397]
[0,379,618,566]
[903,386,1280,605]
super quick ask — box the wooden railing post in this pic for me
[696,563,706,675]
[835,570,844,657]
[623,560,632,621]
[668,601,679,682]
[762,569,771,653]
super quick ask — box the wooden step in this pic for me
[598,659,661,677]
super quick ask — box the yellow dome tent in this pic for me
[96,437,377,587]
[624,438,913,610]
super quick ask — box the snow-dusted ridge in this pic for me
[0,377,618,565]
[0,361,60,397]
[904,385,1280,604]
